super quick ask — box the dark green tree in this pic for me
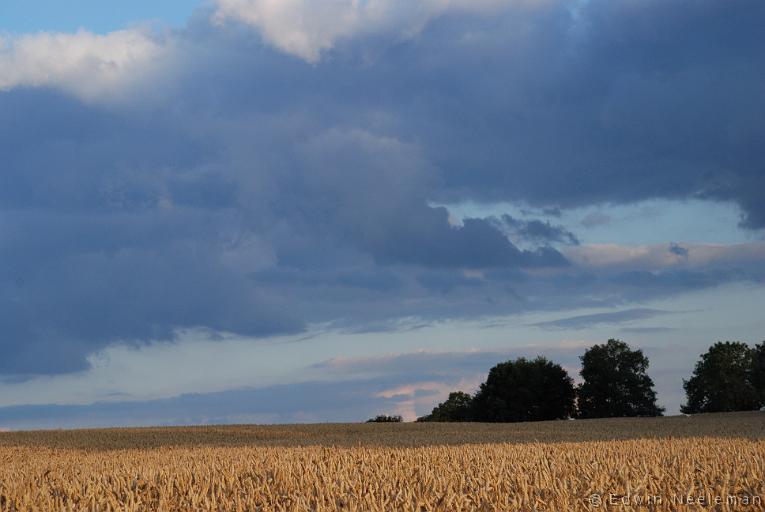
[578,339,664,418]
[472,357,576,422]
[417,391,474,422]
[682,341,760,413]
[752,342,765,407]
[366,415,402,423]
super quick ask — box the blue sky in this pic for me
[0,0,764,428]
[0,0,198,33]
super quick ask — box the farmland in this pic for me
[0,412,763,511]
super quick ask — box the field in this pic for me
[0,412,763,511]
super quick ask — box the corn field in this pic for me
[0,412,763,511]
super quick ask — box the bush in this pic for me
[366,415,403,423]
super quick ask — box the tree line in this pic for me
[412,339,765,422]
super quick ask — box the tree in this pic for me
[752,342,765,407]
[681,341,761,413]
[417,391,474,422]
[578,339,664,418]
[472,357,576,422]
[366,415,402,423]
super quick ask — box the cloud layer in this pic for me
[1,0,764,381]
[212,0,525,62]
[0,29,171,101]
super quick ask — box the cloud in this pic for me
[211,0,532,62]
[620,327,676,334]
[314,345,584,379]
[367,213,569,268]
[283,128,567,269]
[565,242,765,272]
[532,308,673,330]
[669,243,689,258]
[416,0,765,229]
[580,212,611,228]
[0,379,396,430]
[498,214,579,245]
[375,381,447,399]
[1,0,765,379]
[0,29,171,101]
[0,359,493,428]
[375,376,484,421]
[315,350,502,377]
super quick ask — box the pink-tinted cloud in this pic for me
[566,242,765,271]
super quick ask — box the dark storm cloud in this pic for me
[366,213,569,268]
[191,0,764,229]
[498,215,579,246]
[415,270,485,294]
[0,89,302,373]
[405,0,765,227]
[1,0,764,375]
[190,0,765,225]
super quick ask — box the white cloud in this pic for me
[0,29,171,102]
[212,0,537,62]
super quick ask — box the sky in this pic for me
[0,1,199,33]
[1,0,764,429]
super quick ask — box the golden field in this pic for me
[0,412,763,511]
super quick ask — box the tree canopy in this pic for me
[681,341,763,413]
[417,391,474,422]
[472,357,576,422]
[577,339,664,418]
